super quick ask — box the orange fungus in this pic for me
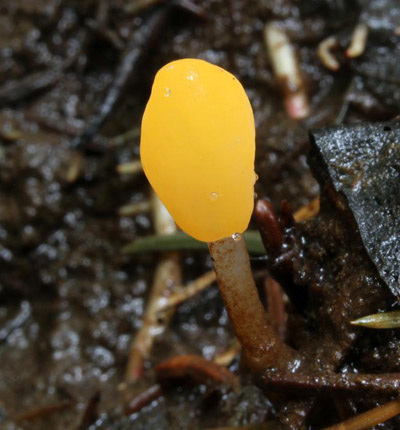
[140,58,256,242]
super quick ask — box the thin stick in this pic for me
[110,128,140,146]
[322,400,400,430]
[125,384,162,415]
[206,424,276,430]
[76,392,101,430]
[126,193,181,382]
[119,201,151,217]
[72,8,168,149]
[208,236,296,372]
[261,369,400,395]
[213,341,241,366]
[156,270,216,312]
[65,152,84,184]
[116,160,142,175]
[16,400,74,422]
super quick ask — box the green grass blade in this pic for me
[351,311,400,329]
[122,231,265,255]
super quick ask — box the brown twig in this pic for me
[16,400,74,423]
[0,29,85,107]
[125,342,241,416]
[155,270,217,312]
[73,7,169,149]
[322,400,400,430]
[76,391,101,430]
[206,424,276,430]
[264,277,287,341]
[261,369,400,396]
[125,384,163,415]
[0,62,68,106]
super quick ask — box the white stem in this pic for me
[346,24,368,58]
[118,200,151,217]
[318,36,340,71]
[116,160,142,175]
[264,22,310,120]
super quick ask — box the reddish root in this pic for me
[156,354,240,391]
[125,385,163,415]
[265,277,287,341]
[254,199,284,255]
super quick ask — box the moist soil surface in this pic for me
[1,1,399,429]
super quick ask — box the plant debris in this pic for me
[1,1,400,429]
[309,121,400,298]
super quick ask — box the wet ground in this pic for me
[0,1,399,429]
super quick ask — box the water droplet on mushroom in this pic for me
[254,192,258,199]
[232,232,241,241]
[253,173,259,185]
[164,87,171,97]
[187,71,198,81]
[209,192,220,201]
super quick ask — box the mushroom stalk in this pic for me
[208,235,294,372]
[139,58,297,373]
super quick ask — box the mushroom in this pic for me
[140,58,294,371]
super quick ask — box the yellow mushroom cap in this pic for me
[140,58,256,243]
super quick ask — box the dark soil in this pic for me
[0,1,399,429]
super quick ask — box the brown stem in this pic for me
[208,236,296,372]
